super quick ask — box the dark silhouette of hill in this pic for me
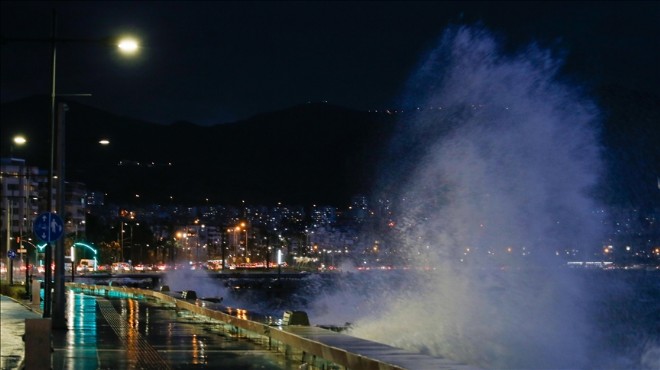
[0,96,396,206]
[1,87,657,209]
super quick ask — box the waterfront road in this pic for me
[1,292,302,370]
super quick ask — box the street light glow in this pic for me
[117,38,139,53]
[99,139,110,145]
[13,135,27,145]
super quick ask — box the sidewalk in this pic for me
[3,291,297,370]
[0,295,41,370]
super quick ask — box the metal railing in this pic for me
[66,283,480,370]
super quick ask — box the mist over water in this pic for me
[344,26,608,369]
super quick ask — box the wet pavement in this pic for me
[1,292,303,370]
[0,295,41,369]
[3,287,483,370]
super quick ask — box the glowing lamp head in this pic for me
[13,136,27,145]
[117,38,139,53]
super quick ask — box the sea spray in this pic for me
[162,269,228,301]
[346,25,605,369]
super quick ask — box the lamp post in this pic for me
[238,222,249,261]
[3,136,28,286]
[37,11,139,325]
[226,228,233,267]
[119,221,124,262]
[244,229,249,261]
[233,226,241,258]
[15,136,30,295]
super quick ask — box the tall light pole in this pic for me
[233,226,241,257]
[245,230,249,260]
[120,221,124,261]
[43,11,57,319]
[37,10,140,325]
[12,136,31,295]
[242,223,249,261]
[3,136,28,287]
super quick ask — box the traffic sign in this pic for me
[17,248,27,253]
[33,212,65,242]
[8,250,17,259]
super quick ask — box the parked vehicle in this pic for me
[111,262,132,273]
[77,259,97,273]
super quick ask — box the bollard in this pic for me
[181,290,197,300]
[24,318,52,370]
[282,310,310,326]
[31,279,41,306]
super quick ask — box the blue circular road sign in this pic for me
[33,212,65,243]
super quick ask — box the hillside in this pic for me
[1,87,658,209]
[0,96,396,206]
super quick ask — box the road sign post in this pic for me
[33,212,64,243]
[33,212,64,318]
[8,249,17,284]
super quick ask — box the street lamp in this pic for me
[198,224,205,262]
[241,223,249,261]
[39,11,140,324]
[13,136,27,148]
[117,38,139,53]
[234,226,241,257]
[3,136,29,286]
[15,137,30,291]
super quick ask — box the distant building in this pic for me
[311,205,337,226]
[64,182,87,237]
[1,158,88,260]
[85,191,105,206]
[1,158,41,259]
[349,194,369,222]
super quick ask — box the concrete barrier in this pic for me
[31,279,41,306]
[24,318,51,370]
[66,283,481,370]
[283,310,310,326]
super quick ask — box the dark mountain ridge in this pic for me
[1,96,396,206]
[1,86,658,209]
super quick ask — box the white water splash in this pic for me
[347,25,606,369]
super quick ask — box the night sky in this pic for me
[2,1,659,125]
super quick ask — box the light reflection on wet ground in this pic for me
[0,295,41,369]
[52,292,301,369]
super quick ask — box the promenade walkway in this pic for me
[0,295,41,369]
[2,287,482,370]
[0,292,300,370]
